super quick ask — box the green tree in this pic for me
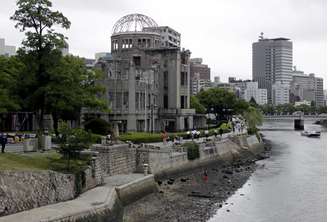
[259,104,275,115]
[0,56,24,112]
[190,96,206,114]
[295,104,311,114]
[243,106,263,134]
[45,55,107,135]
[11,0,71,129]
[57,121,91,171]
[249,97,257,107]
[197,88,249,120]
[310,101,317,114]
[318,106,327,114]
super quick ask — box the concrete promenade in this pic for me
[0,174,149,222]
[0,130,247,221]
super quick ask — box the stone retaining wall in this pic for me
[92,144,136,176]
[0,171,75,216]
[139,135,264,178]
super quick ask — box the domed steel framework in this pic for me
[112,13,158,34]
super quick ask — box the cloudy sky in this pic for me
[0,0,326,83]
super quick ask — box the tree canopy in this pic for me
[11,0,71,129]
[8,0,107,134]
[45,55,107,134]
[10,0,70,53]
[190,96,206,114]
[243,106,263,133]
[196,88,249,120]
[0,56,24,112]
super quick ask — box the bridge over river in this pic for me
[263,114,326,121]
[260,114,326,131]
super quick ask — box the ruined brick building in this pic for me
[93,14,196,132]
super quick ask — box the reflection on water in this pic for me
[208,121,327,222]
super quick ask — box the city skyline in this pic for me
[0,0,326,83]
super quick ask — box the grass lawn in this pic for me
[0,151,61,171]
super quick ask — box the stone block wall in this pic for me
[92,144,136,176]
[0,171,75,216]
[136,147,188,174]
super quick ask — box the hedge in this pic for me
[118,132,162,143]
[118,125,233,144]
[84,118,111,136]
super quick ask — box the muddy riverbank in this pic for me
[123,140,272,222]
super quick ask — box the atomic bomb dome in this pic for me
[112,13,158,34]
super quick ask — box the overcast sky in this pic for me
[0,0,326,84]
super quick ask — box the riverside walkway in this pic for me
[0,174,147,222]
[0,130,246,221]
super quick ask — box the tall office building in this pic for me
[228,77,251,99]
[214,76,220,84]
[0,38,16,57]
[190,58,211,95]
[290,68,325,107]
[243,82,268,105]
[252,33,293,104]
[272,82,290,105]
[313,75,324,107]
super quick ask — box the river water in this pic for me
[208,120,327,222]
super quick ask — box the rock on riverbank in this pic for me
[123,145,270,222]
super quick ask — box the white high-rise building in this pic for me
[272,82,290,105]
[290,68,325,107]
[0,38,16,57]
[252,33,293,104]
[243,82,267,105]
[191,73,211,95]
[214,76,220,84]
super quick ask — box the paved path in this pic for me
[0,174,146,222]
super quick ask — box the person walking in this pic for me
[203,169,208,183]
[214,129,218,138]
[204,129,209,140]
[0,133,8,153]
[161,130,168,145]
[232,122,235,134]
[219,128,223,139]
[191,128,197,141]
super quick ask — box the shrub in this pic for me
[84,118,111,136]
[183,142,200,160]
[119,132,162,143]
[90,133,102,144]
[247,127,258,135]
[219,122,232,133]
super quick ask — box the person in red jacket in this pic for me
[203,169,208,183]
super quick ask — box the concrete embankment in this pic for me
[123,134,266,222]
[0,134,263,222]
[147,134,264,179]
[0,174,157,222]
